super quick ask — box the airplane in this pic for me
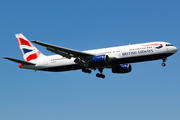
[3,33,178,78]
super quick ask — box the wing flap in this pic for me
[3,57,36,65]
[46,47,73,59]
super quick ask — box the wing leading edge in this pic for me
[31,40,94,59]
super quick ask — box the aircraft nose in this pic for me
[173,46,178,53]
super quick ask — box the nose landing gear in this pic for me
[162,63,166,67]
[162,57,167,67]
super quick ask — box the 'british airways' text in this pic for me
[122,49,153,56]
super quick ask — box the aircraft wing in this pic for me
[3,57,36,65]
[31,40,94,59]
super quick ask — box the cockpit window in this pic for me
[166,44,173,46]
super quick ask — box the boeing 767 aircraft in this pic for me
[3,33,178,78]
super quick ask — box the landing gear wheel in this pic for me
[162,58,167,67]
[96,73,105,79]
[101,74,105,79]
[162,63,166,67]
[87,70,91,74]
[82,68,91,74]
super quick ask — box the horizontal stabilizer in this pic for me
[3,57,36,65]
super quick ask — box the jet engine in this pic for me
[112,64,132,73]
[91,55,109,65]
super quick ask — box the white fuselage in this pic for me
[22,41,178,71]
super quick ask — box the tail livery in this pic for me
[3,34,45,68]
[15,34,42,62]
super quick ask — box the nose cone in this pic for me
[173,46,178,53]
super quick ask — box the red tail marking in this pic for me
[19,38,32,47]
[38,51,41,54]
[26,53,38,61]
[16,38,20,45]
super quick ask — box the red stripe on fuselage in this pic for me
[19,38,32,47]
[143,44,162,46]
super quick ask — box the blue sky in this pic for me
[1,0,180,120]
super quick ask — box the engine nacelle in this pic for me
[112,64,132,73]
[91,55,109,65]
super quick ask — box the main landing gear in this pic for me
[96,67,105,79]
[162,57,167,67]
[96,73,105,79]
[82,67,105,79]
[82,68,91,74]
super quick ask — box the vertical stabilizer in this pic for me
[15,33,44,62]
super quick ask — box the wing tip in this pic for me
[31,40,37,43]
[3,57,8,59]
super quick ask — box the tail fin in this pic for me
[15,33,44,62]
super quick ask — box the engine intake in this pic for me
[112,64,132,73]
